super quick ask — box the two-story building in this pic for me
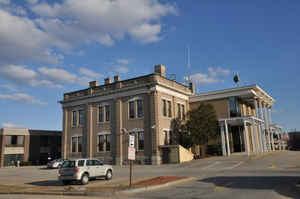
[60,65,194,165]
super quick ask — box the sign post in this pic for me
[128,135,135,187]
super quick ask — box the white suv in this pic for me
[58,159,113,185]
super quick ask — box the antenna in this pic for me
[233,72,240,87]
[185,45,192,85]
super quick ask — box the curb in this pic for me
[0,177,197,197]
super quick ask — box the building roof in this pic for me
[190,84,274,106]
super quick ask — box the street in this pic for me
[0,151,299,199]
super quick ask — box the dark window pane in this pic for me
[177,104,181,119]
[11,135,17,145]
[138,132,144,150]
[98,135,104,151]
[78,160,85,167]
[72,137,77,152]
[79,110,84,125]
[78,136,82,152]
[99,106,103,122]
[105,105,110,121]
[72,111,77,127]
[106,135,111,151]
[137,100,143,118]
[86,160,93,166]
[168,101,172,117]
[129,101,135,119]
[162,99,167,116]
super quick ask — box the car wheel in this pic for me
[62,180,70,185]
[105,170,112,180]
[81,174,89,185]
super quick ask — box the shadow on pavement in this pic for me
[27,180,62,186]
[200,176,300,198]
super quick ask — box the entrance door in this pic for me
[231,126,244,152]
[161,148,170,164]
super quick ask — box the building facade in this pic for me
[0,128,61,167]
[190,85,286,156]
[60,66,286,165]
[60,65,194,165]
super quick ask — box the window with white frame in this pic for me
[137,132,144,151]
[72,111,77,127]
[71,136,82,153]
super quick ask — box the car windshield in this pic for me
[61,160,75,168]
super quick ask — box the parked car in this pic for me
[47,159,66,169]
[58,159,113,185]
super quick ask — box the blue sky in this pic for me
[0,0,299,132]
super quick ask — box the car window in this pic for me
[62,160,75,168]
[78,160,85,167]
[86,160,94,166]
[94,160,103,166]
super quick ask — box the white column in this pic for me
[244,121,250,156]
[254,99,264,153]
[224,120,231,156]
[251,121,258,155]
[259,100,267,152]
[220,123,227,156]
[263,104,272,151]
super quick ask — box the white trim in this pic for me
[71,134,82,137]
[127,96,143,102]
[162,128,172,132]
[151,85,189,100]
[97,131,111,135]
[129,128,144,133]
[161,96,172,101]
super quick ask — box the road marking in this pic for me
[223,161,244,170]
[201,161,220,170]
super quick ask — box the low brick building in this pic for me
[0,128,61,167]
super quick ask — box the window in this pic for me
[72,111,77,127]
[86,160,93,166]
[168,101,172,117]
[72,137,77,152]
[138,132,144,151]
[177,103,181,119]
[98,106,103,122]
[98,134,111,152]
[5,135,24,147]
[129,101,135,119]
[181,104,185,120]
[137,100,143,118]
[106,135,111,151]
[78,136,82,152]
[72,136,82,153]
[98,135,104,152]
[229,97,241,117]
[162,99,167,116]
[78,110,84,125]
[78,160,85,167]
[105,105,110,121]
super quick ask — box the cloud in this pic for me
[0,0,10,5]
[0,9,63,65]
[0,64,63,88]
[1,122,23,128]
[38,67,93,86]
[189,67,231,86]
[208,67,231,77]
[113,65,129,74]
[79,67,103,79]
[117,59,130,65]
[1,84,18,92]
[30,0,177,47]
[0,93,47,105]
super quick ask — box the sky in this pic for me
[0,0,299,132]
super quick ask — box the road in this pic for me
[0,151,299,199]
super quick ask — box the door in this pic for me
[86,160,96,177]
[93,160,105,176]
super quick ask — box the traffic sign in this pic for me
[129,135,135,147]
[128,147,136,160]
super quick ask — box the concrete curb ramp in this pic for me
[0,177,196,197]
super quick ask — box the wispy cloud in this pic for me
[1,122,24,129]
[117,59,130,65]
[79,67,103,79]
[113,65,129,74]
[189,67,231,86]
[1,84,18,92]
[0,93,47,105]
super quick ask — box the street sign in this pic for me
[128,147,136,160]
[129,135,135,147]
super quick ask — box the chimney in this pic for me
[154,64,166,77]
[104,78,112,85]
[89,80,99,88]
[114,75,120,82]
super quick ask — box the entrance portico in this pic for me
[219,116,264,156]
